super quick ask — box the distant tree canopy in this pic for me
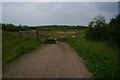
[37,25,87,30]
[2,23,32,32]
[86,15,120,46]
[2,23,87,31]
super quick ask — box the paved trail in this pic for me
[3,42,92,78]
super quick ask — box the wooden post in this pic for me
[36,30,40,40]
[27,31,29,39]
[20,31,22,39]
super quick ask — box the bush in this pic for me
[86,15,120,46]
[108,15,120,46]
[86,16,108,41]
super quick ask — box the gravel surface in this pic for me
[3,42,92,78]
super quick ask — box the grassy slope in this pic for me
[65,32,120,78]
[2,32,42,66]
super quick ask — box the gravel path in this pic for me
[3,42,92,78]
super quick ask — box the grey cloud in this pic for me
[2,2,118,26]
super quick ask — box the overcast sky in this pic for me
[2,2,118,26]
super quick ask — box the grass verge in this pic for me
[66,37,120,78]
[2,32,42,67]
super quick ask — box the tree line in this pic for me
[86,15,120,46]
[2,23,87,31]
[2,24,33,31]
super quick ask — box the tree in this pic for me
[86,15,120,46]
[108,15,120,46]
[86,15,107,41]
[2,23,19,31]
[18,25,23,31]
[88,21,94,27]
[90,15,106,27]
[23,25,29,31]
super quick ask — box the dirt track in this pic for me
[3,42,92,78]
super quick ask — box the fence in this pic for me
[19,30,40,40]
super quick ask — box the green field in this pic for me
[39,30,83,37]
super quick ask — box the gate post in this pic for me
[20,31,22,39]
[36,30,40,40]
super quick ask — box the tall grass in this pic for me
[66,37,120,78]
[2,32,42,66]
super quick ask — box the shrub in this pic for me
[86,15,120,46]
